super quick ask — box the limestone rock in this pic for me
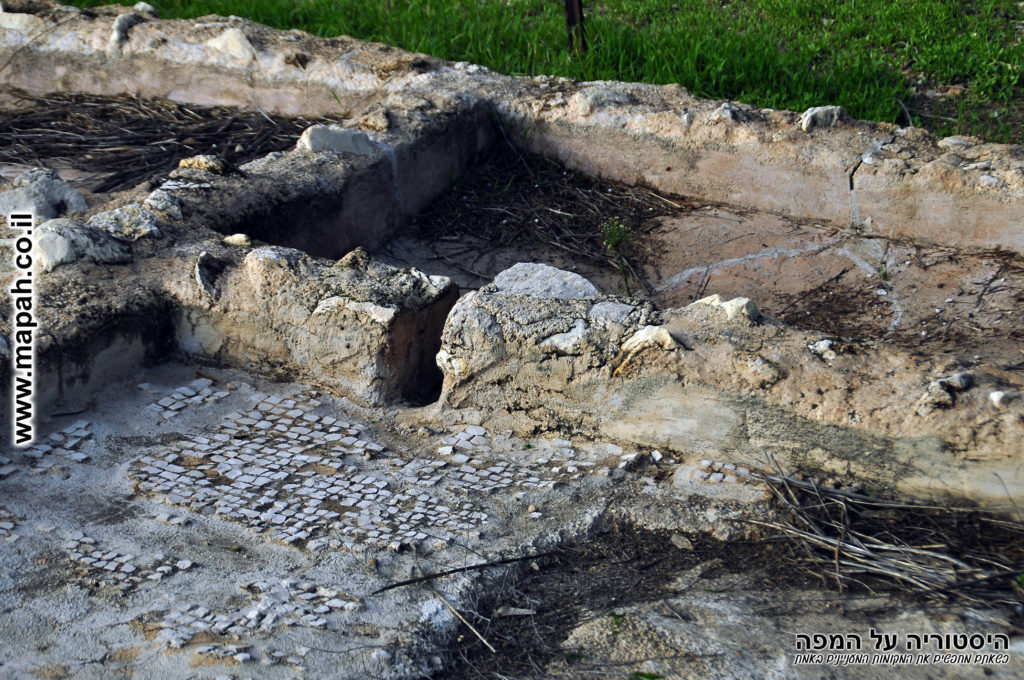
[0,168,88,221]
[240,246,301,294]
[436,293,507,379]
[916,372,973,415]
[491,262,600,299]
[539,318,590,355]
[33,218,131,272]
[708,102,747,124]
[88,204,161,241]
[178,155,234,175]
[589,301,635,324]
[808,338,837,362]
[730,351,782,388]
[296,125,377,155]
[937,136,977,149]
[108,12,145,55]
[0,4,44,30]
[570,86,632,116]
[691,294,761,323]
[206,27,256,62]
[621,325,681,353]
[799,105,848,132]
[989,390,1021,408]
[223,233,252,247]
[938,372,973,392]
[143,189,182,220]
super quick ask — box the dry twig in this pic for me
[746,462,1024,608]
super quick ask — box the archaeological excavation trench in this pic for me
[0,2,1022,679]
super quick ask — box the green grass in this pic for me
[602,217,633,295]
[66,0,1023,142]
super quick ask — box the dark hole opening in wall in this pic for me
[403,360,444,406]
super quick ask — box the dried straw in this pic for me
[0,87,343,192]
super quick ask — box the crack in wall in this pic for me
[848,136,896,228]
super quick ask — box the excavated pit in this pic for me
[5,93,1021,377]
[385,145,1024,370]
[0,2,1022,678]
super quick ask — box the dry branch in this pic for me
[747,464,1024,609]
[0,87,344,192]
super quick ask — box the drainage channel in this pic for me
[379,142,1024,372]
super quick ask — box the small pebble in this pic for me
[670,533,693,550]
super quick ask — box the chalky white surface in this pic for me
[0,362,658,679]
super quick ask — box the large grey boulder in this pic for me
[88,203,162,241]
[0,168,88,221]
[491,262,600,299]
[436,264,660,394]
[33,218,131,272]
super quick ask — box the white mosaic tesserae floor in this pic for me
[0,361,762,678]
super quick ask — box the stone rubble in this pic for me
[153,577,360,650]
[692,458,751,484]
[142,188,183,220]
[62,531,192,594]
[87,203,162,241]
[692,293,762,323]
[799,104,848,132]
[20,419,93,464]
[296,125,378,156]
[0,168,88,221]
[33,218,131,272]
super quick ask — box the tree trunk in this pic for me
[563,0,587,55]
